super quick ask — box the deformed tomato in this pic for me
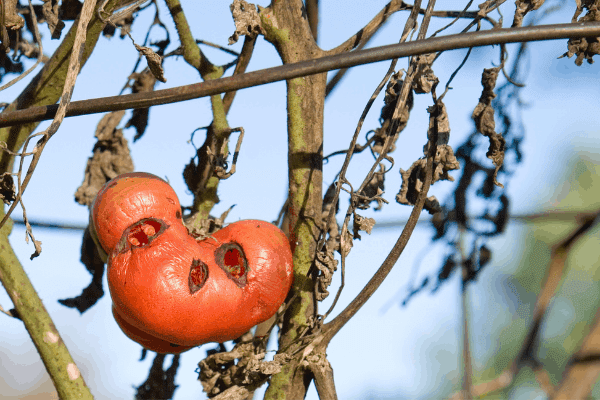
[97,173,294,353]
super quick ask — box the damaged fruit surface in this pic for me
[96,173,294,353]
[91,172,182,255]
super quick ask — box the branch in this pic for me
[223,35,256,114]
[0,229,94,399]
[306,0,319,42]
[327,0,408,55]
[449,210,600,399]
[552,303,600,399]
[3,22,600,127]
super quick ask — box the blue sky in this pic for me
[1,1,600,399]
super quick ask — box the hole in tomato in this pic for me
[189,259,208,294]
[127,219,164,247]
[115,218,168,254]
[215,243,248,288]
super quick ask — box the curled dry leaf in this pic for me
[0,172,16,205]
[42,0,65,39]
[397,100,460,214]
[58,226,105,313]
[199,339,290,398]
[74,110,134,206]
[135,353,180,400]
[357,163,388,211]
[412,53,438,94]
[315,248,338,301]
[228,0,262,45]
[512,0,545,27]
[379,71,414,150]
[125,68,158,141]
[314,182,340,301]
[353,213,375,240]
[472,67,505,187]
[560,0,600,65]
[134,44,166,83]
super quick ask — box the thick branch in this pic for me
[2,22,600,128]
[0,1,118,397]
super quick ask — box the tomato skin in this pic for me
[111,305,194,354]
[211,220,294,331]
[91,172,182,255]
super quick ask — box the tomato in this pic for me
[96,173,294,350]
[91,172,182,255]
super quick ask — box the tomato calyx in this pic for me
[215,242,248,288]
[189,259,209,294]
[114,218,167,254]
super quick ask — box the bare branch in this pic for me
[2,22,600,128]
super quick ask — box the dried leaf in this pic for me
[229,0,262,45]
[42,0,65,39]
[340,228,353,258]
[58,226,105,313]
[412,53,438,94]
[315,248,338,301]
[560,0,600,65]
[135,353,180,400]
[125,68,158,141]
[472,67,505,187]
[24,220,42,260]
[134,44,166,83]
[352,213,375,240]
[75,111,134,206]
[199,339,289,397]
[357,163,388,211]
[59,0,83,21]
[512,0,545,27]
[397,100,460,214]
[0,172,16,205]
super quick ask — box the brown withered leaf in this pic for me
[42,0,65,39]
[135,353,180,400]
[125,68,158,141]
[74,111,134,206]
[353,213,375,240]
[412,53,439,94]
[472,67,505,187]
[58,226,106,313]
[397,100,460,214]
[0,172,16,205]
[229,0,262,45]
[199,339,290,397]
[134,44,166,83]
[315,249,338,301]
[512,0,545,27]
[560,0,600,65]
